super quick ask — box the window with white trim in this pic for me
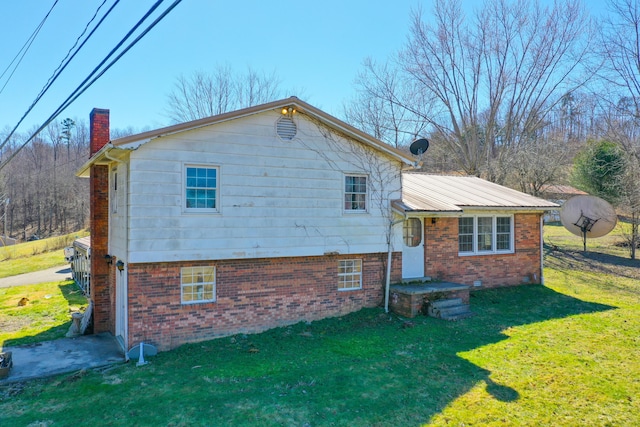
[458,215,513,255]
[110,167,118,214]
[338,259,362,290]
[344,175,367,212]
[181,266,216,304]
[185,166,218,211]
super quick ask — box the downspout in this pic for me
[540,214,544,285]
[385,215,406,313]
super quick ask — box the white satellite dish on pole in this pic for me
[560,195,617,251]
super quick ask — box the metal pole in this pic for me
[3,198,9,239]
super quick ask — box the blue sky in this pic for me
[0,0,607,135]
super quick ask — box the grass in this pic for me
[0,224,638,426]
[0,230,88,278]
[545,220,632,257]
[0,281,88,348]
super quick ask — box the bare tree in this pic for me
[344,59,430,148]
[347,0,592,185]
[596,0,640,258]
[0,119,90,240]
[511,134,570,196]
[166,65,284,123]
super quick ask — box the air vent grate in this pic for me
[276,117,297,140]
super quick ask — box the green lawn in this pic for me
[0,230,89,278]
[0,224,638,426]
[0,281,88,348]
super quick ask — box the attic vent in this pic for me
[276,116,297,140]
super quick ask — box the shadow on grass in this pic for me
[130,284,615,426]
[545,244,640,282]
[2,281,88,348]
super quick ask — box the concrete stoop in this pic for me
[427,298,474,321]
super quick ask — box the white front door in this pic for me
[115,268,128,351]
[402,218,425,279]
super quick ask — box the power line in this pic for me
[0,0,183,172]
[39,0,115,102]
[0,0,120,153]
[0,0,60,95]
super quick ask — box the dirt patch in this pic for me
[545,248,640,280]
[0,317,33,334]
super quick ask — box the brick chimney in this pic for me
[89,108,114,334]
[90,108,110,156]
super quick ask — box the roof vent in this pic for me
[276,116,297,140]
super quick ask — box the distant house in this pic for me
[540,184,588,222]
[0,236,16,247]
[77,97,557,352]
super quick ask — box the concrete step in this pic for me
[427,298,473,321]
[430,298,463,309]
[442,310,475,321]
[400,276,433,285]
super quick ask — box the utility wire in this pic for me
[39,0,114,102]
[0,0,183,172]
[0,0,120,153]
[0,0,60,95]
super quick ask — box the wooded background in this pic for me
[1,0,639,255]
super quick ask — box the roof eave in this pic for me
[460,205,560,212]
[107,97,417,167]
[76,144,131,177]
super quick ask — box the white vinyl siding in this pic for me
[109,164,127,258]
[458,215,513,255]
[338,259,362,290]
[125,111,403,263]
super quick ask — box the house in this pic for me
[396,173,557,285]
[386,173,557,318]
[77,97,558,352]
[539,184,588,222]
[77,97,415,351]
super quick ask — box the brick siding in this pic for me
[126,252,401,351]
[390,288,470,318]
[89,108,110,156]
[424,214,542,288]
[89,108,113,334]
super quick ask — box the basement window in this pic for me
[338,259,362,291]
[181,266,216,304]
[458,215,514,255]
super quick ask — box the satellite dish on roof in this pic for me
[560,195,617,251]
[409,138,430,155]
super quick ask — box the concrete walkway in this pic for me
[1,333,125,383]
[0,265,72,288]
[0,266,126,383]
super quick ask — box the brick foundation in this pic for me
[389,285,470,318]
[126,252,401,351]
[424,214,542,288]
